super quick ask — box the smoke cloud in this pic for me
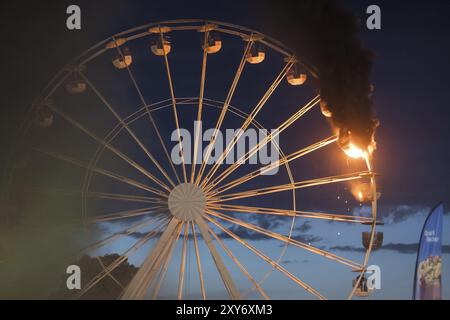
[258,0,379,151]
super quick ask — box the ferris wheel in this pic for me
[7,19,383,300]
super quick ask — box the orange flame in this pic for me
[337,128,376,160]
[350,182,371,202]
[343,143,368,159]
[357,191,363,201]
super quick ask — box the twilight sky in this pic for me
[1,0,450,299]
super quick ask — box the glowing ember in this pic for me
[357,191,363,201]
[350,182,379,203]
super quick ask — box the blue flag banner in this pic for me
[413,203,444,300]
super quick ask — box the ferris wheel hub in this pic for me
[168,183,206,221]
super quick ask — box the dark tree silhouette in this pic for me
[50,254,138,300]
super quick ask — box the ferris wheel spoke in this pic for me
[20,68,67,130]
[12,186,81,198]
[205,214,325,300]
[93,169,167,198]
[45,71,73,100]
[121,218,182,299]
[205,220,269,300]
[96,256,124,289]
[195,216,240,299]
[87,206,168,223]
[46,105,171,193]
[73,218,168,299]
[177,223,190,300]
[157,29,188,183]
[195,40,254,185]
[79,72,176,189]
[206,209,363,270]
[112,37,182,185]
[208,171,370,203]
[151,222,183,300]
[86,192,165,204]
[74,253,130,299]
[191,221,206,300]
[34,148,168,197]
[207,203,374,224]
[191,30,209,183]
[209,135,336,196]
[145,221,184,298]
[149,114,183,186]
[13,186,165,204]
[205,96,322,193]
[200,56,296,188]
[79,215,165,255]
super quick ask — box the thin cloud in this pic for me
[330,243,450,254]
[352,204,449,224]
[329,245,365,253]
[297,221,312,232]
[282,259,309,264]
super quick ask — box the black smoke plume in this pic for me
[258,0,379,151]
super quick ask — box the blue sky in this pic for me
[91,203,449,299]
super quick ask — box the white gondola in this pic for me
[286,64,307,86]
[112,47,133,69]
[198,24,221,54]
[352,275,373,297]
[148,25,172,56]
[66,79,86,94]
[64,65,87,94]
[34,100,54,128]
[151,36,171,56]
[362,231,384,250]
[320,100,333,117]
[204,33,222,54]
[246,45,265,64]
